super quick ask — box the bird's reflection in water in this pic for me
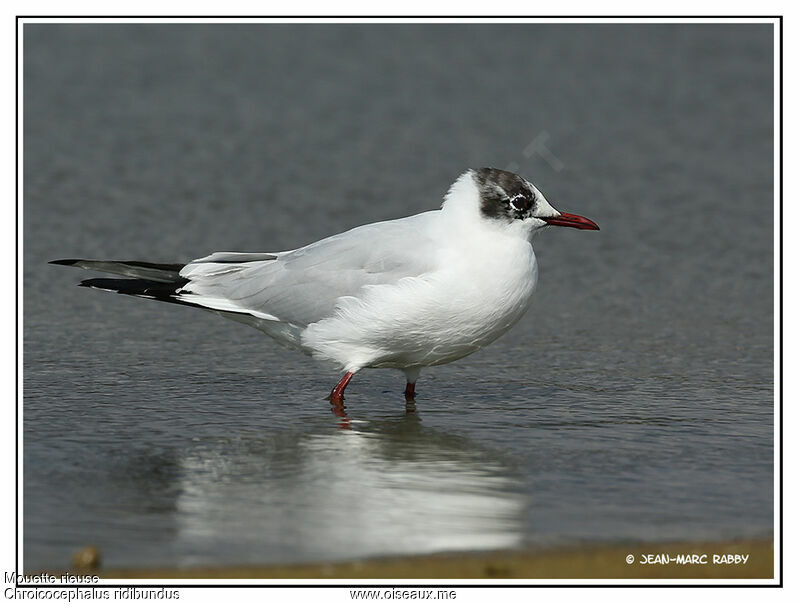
[173,401,529,566]
[330,400,350,428]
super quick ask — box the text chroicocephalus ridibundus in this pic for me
[51,168,598,408]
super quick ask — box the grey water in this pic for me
[23,24,774,571]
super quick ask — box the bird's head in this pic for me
[444,168,599,237]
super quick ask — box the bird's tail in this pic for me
[49,259,184,281]
[50,255,305,348]
[49,259,191,306]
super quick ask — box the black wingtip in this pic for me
[78,278,124,290]
[77,278,121,290]
[49,259,80,266]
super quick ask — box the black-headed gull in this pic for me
[51,168,598,407]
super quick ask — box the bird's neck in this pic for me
[440,170,481,220]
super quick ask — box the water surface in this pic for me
[23,23,774,570]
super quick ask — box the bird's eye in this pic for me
[508,194,529,211]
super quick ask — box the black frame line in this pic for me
[14,13,783,590]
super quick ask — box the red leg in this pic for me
[329,371,354,406]
[404,382,416,401]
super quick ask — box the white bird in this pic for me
[51,168,598,407]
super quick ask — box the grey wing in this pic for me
[177,212,440,328]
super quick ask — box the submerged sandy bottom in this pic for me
[85,538,772,580]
